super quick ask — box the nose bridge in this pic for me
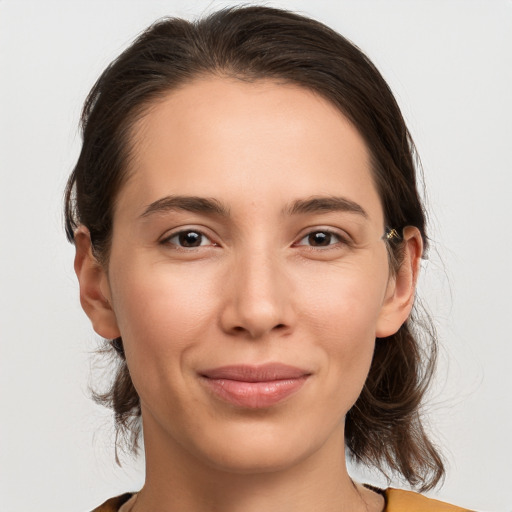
[222,241,291,338]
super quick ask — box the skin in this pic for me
[75,77,422,512]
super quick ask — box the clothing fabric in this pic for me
[90,488,472,511]
[385,488,472,511]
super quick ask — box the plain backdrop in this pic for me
[1,1,511,511]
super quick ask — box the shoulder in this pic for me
[384,488,473,511]
[90,493,134,512]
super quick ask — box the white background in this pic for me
[1,1,511,511]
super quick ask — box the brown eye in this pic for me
[297,230,342,248]
[308,232,332,246]
[164,230,211,248]
[180,231,202,247]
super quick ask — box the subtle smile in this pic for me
[199,364,311,409]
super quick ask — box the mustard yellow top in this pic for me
[385,488,472,511]
[91,489,473,511]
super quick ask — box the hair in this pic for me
[65,5,444,491]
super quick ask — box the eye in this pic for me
[162,229,214,248]
[295,230,347,248]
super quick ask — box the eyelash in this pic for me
[160,229,217,249]
[293,229,350,250]
[160,228,351,251]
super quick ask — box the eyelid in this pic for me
[292,227,353,249]
[159,226,219,248]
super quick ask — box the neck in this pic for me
[132,413,377,512]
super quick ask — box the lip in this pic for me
[199,364,311,409]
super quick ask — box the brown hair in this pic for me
[65,5,444,491]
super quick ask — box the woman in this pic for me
[65,6,471,511]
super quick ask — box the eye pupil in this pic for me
[308,232,331,246]
[179,231,202,247]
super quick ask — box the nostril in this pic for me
[230,323,287,336]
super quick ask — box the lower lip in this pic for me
[200,376,309,408]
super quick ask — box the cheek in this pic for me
[111,254,217,331]
[107,259,221,390]
[108,245,390,413]
[299,257,389,338]
[297,260,389,402]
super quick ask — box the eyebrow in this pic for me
[284,196,368,218]
[140,195,230,218]
[140,194,367,220]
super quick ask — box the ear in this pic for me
[376,226,423,338]
[74,226,121,339]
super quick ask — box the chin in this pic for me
[187,417,338,475]
[202,442,312,475]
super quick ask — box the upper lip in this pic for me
[200,363,310,382]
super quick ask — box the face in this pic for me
[77,77,418,474]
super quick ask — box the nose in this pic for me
[219,249,294,339]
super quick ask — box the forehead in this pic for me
[118,77,383,224]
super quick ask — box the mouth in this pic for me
[198,363,311,409]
